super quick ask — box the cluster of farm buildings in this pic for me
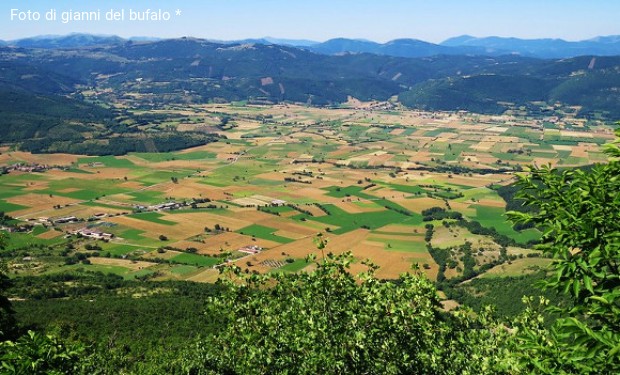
[133,201,188,211]
[4,163,69,173]
[68,227,114,240]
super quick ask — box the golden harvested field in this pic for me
[105,216,202,240]
[207,232,282,252]
[231,197,268,206]
[69,168,135,180]
[368,232,426,243]
[141,212,251,238]
[90,257,157,271]
[36,229,65,239]
[375,224,423,233]
[472,141,496,151]
[251,229,366,259]
[56,188,81,193]
[476,199,506,208]
[145,160,211,170]
[170,209,248,225]
[398,197,448,213]
[357,240,437,280]
[560,130,593,138]
[117,181,145,189]
[8,193,80,208]
[231,228,434,280]
[22,183,50,192]
[173,232,282,254]
[186,268,220,283]
[0,151,80,165]
[19,204,127,221]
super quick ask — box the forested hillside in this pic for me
[1,38,619,152]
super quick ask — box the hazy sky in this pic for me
[1,0,618,42]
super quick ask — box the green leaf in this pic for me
[587,296,609,305]
[583,275,594,294]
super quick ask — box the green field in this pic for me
[324,185,368,198]
[468,205,540,243]
[116,229,150,242]
[202,162,277,187]
[0,186,27,200]
[136,170,195,185]
[127,191,166,204]
[128,212,176,225]
[131,151,216,162]
[170,253,221,267]
[0,200,28,213]
[380,183,427,195]
[237,224,295,244]
[369,237,428,253]
[273,259,310,273]
[310,204,422,234]
[47,263,155,280]
[3,232,66,251]
[77,156,136,168]
[44,178,129,200]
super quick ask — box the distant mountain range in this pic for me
[1,35,619,154]
[303,38,489,58]
[441,35,620,59]
[1,34,160,49]
[3,33,620,58]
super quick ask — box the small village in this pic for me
[1,163,70,174]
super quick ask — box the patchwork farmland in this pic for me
[1,102,616,282]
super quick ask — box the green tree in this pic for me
[0,232,16,341]
[186,251,520,374]
[0,233,86,374]
[508,128,620,373]
[0,330,85,375]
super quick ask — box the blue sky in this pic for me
[1,0,618,42]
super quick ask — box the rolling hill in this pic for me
[0,36,619,155]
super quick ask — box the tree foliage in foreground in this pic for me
[507,128,620,374]
[0,330,85,375]
[186,251,520,375]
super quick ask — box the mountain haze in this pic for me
[441,35,620,58]
[2,33,620,58]
[305,38,489,57]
